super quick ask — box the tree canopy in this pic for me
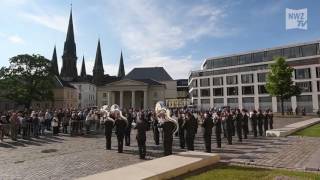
[0,54,55,109]
[266,57,301,115]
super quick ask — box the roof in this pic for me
[125,67,173,81]
[133,79,164,85]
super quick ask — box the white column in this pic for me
[223,75,227,106]
[291,96,297,112]
[120,90,123,109]
[238,74,243,109]
[272,96,277,113]
[311,66,318,112]
[253,72,259,110]
[143,90,148,110]
[131,91,135,108]
[107,91,111,105]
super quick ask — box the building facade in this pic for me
[166,79,190,108]
[189,41,320,113]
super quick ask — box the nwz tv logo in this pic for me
[286,8,307,30]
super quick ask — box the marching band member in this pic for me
[202,112,214,153]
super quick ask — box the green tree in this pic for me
[0,54,55,109]
[266,57,301,115]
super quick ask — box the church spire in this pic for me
[117,51,125,79]
[51,45,59,76]
[60,6,78,81]
[92,39,105,85]
[80,56,86,78]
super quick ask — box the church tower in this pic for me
[92,40,104,85]
[80,56,87,78]
[60,8,78,81]
[117,51,125,79]
[51,45,59,76]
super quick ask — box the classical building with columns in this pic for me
[44,8,187,110]
[189,40,320,113]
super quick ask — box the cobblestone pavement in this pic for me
[0,117,319,179]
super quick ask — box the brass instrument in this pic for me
[155,101,178,134]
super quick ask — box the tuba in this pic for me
[110,104,128,126]
[100,105,115,124]
[155,101,178,134]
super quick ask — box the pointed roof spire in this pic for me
[66,6,75,44]
[51,45,59,76]
[80,56,86,78]
[92,39,105,85]
[117,51,125,79]
[60,6,78,81]
[93,39,104,71]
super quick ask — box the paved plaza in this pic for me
[0,116,319,179]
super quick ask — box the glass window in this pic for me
[200,89,210,97]
[296,81,312,92]
[213,88,223,96]
[103,93,107,98]
[317,81,320,92]
[295,68,311,79]
[227,98,238,108]
[253,52,264,63]
[239,54,252,65]
[241,74,254,84]
[226,75,238,85]
[258,73,267,82]
[214,98,224,104]
[242,97,255,110]
[258,85,268,94]
[200,78,210,87]
[192,89,198,97]
[213,77,223,86]
[201,99,210,104]
[259,96,272,111]
[316,67,320,78]
[192,79,198,87]
[193,99,198,105]
[266,49,282,61]
[227,87,238,96]
[297,95,313,113]
[301,44,318,56]
[242,86,254,95]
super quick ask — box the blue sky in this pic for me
[0,0,319,79]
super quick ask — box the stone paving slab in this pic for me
[78,151,220,180]
[266,118,320,137]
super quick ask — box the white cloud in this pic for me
[0,32,25,44]
[21,12,68,33]
[102,0,234,78]
[8,35,24,44]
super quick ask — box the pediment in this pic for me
[107,79,147,86]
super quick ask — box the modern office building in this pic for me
[189,40,320,113]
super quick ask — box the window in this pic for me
[239,54,252,65]
[192,89,198,97]
[296,81,312,92]
[213,88,223,96]
[318,81,320,92]
[192,79,198,87]
[253,52,264,63]
[79,93,82,100]
[316,67,320,78]
[103,93,107,98]
[284,47,301,58]
[241,74,254,84]
[258,73,267,82]
[214,98,224,104]
[227,98,238,107]
[301,44,318,57]
[193,99,198,105]
[200,89,210,97]
[242,97,255,110]
[242,86,254,95]
[213,77,223,86]
[153,92,158,98]
[201,99,210,104]
[266,49,282,61]
[259,96,272,111]
[297,95,313,113]
[227,87,238,96]
[200,78,210,87]
[295,68,311,79]
[226,75,238,85]
[258,85,268,94]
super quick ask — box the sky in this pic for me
[0,0,319,79]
